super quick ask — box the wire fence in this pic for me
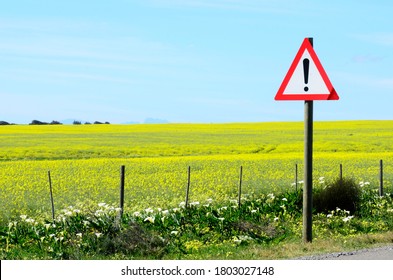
[1,156,392,221]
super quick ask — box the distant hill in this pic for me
[57,118,169,125]
[143,118,169,124]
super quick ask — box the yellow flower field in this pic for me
[1,121,392,221]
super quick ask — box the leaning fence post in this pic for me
[48,170,55,221]
[185,166,191,208]
[238,166,243,208]
[339,164,343,181]
[379,160,384,196]
[119,165,125,217]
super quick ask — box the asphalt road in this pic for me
[297,245,393,260]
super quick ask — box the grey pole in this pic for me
[303,37,313,243]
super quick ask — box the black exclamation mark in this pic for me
[303,58,310,92]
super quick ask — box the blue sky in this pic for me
[1,0,392,124]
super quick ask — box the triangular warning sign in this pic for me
[275,38,339,101]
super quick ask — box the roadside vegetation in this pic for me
[1,178,392,259]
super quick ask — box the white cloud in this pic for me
[352,32,393,47]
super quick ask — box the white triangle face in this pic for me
[283,49,330,95]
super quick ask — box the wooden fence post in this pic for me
[119,165,125,217]
[238,166,243,208]
[185,166,191,208]
[295,163,298,192]
[340,164,343,181]
[379,160,384,196]
[48,170,55,221]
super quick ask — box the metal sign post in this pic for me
[275,37,339,242]
[303,99,313,242]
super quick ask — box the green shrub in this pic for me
[314,177,361,214]
[97,222,167,257]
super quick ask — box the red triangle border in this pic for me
[275,38,339,101]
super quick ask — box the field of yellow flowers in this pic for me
[1,121,392,221]
[1,120,393,259]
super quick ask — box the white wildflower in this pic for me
[25,218,35,224]
[190,201,200,206]
[274,217,279,221]
[144,216,155,223]
[145,208,154,214]
[233,238,242,245]
[20,215,27,220]
[170,231,179,236]
[342,216,354,222]
[95,232,103,238]
[239,235,253,241]
[161,210,170,216]
[282,198,288,201]
[76,233,82,238]
[98,202,107,207]
[64,211,73,216]
[251,209,258,214]
[133,211,141,217]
